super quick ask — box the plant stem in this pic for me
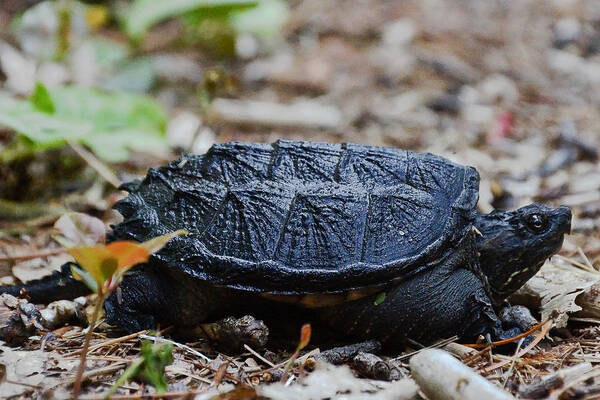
[73,294,105,399]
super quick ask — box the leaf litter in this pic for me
[0,0,599,399]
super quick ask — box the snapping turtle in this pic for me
[0,141,571,345]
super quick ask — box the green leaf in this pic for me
[373,292,386,306]
[70,265,99,293]
[108,340,173,397]
[124,0,258,40]
[0,87,168,162]
[30,83,55,114]
[230,0,289,41]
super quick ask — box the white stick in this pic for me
[410,349,515,400]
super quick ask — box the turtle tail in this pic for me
[0,263,91,304]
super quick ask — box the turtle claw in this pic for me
[492,325,522,342]
[499,305,538,332]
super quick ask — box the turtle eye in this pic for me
[526,213,547,232]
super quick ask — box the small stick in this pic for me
[0,248,66,262]
[577,247,596,270]
[68,140,122,188]
[73,295,105,398]
[393,335,459,361]
[243,344,275,367]
[140,334,212,363]
[479,320,553,374]
[555,254,597,273]
[464,319,550,349]
[64,330,147,357]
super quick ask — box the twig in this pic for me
[140,334,211,363]
[0,248,66,262]
[166,367,213,384]
[392,335,459,361]
[243,344,275,367]
[73,295,106,398]
[67,140,122,188]
[502,338,524,388]
[479,319,553,374]
[64,330,148,357]
[555,254,598,273]
[578,247,596,271]
[465,319,551,349]
[78,362,128,381]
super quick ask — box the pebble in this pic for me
[553,17,581,48]
[381,18,417,47]
[167,112,202,150]
[477,74,519,106]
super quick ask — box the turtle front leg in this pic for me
[318,265,522,346]
[104,265,226,333]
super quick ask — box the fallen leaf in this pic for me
[511,259,600,328]
[209,384,257,400]
[53,212,106,248]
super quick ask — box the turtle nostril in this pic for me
[557,206,572,234]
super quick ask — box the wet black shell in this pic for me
[110,140,480,294]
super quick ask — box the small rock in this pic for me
[553,17,582,48]
[461,104,495,126]
[547,49,583,74]
[315,340,381,365]
[191,127,216,155]
[69,42,98,87]
[37,62,69,88]
[167,112,202,150]
[39,299,87,330]
[352,352,391,381]
[381,18,417,47]
[0,42,36,95]
[477,74,519,106]
[201,315,269,353]
[236,33,260,60]
[427,93,462,114]
[153,54,204,82]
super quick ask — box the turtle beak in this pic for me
[555,205,572,234]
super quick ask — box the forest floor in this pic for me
[0,0,600,398]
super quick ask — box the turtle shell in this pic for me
[110,140,480,295]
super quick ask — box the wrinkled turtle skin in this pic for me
[0,141,572,345]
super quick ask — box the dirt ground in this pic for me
[0,0,600,398]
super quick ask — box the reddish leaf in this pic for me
[106,241,150,269]
[67,230,186,295]
[67,246,117,291]
[298,323,311,351]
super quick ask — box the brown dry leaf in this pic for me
[53,212,106,248]
[209,384,258,400]
[12,258,54,283]
[0,344,77,397]
[511,259,600,328]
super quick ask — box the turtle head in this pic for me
[475,203,571,304]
